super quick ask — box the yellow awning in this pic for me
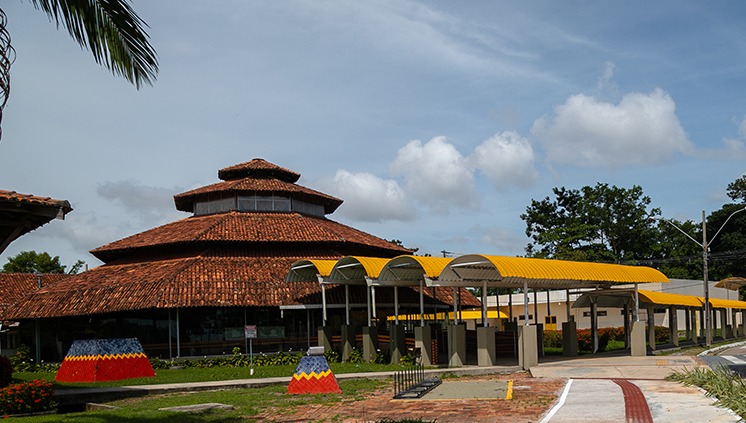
[386,309,507,321]
[709,298,746,309]
[285,259,338,282]
[637,290,703,308]
[436,254,669,289]
[377,255,453,286]
[327,256,391,284]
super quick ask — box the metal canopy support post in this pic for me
[565,289,571,322]
[419,279,425,327]
[634,283,640,322]
[482,280,488,327]
[394,286,399,324]
[533,289,538,325]
[523,280,529,325]
[367,285,372,326]
[453,287,459,324]
[321,284,327,325]
[345,284,350,325]
[372,286,377,318]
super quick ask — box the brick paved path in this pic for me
[253,374,565,422]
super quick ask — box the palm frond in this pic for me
[29,0,158,88]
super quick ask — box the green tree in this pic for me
[1,250,84,274]
[521,183,661,263]
[706,203,746,281]
[726,174,746,202]
[652,218,703,279]
[0,0,159,137]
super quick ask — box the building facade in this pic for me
[4,159,474,361]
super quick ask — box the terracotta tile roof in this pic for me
[0,273,72,319]
[4,256,479,319]
[0,190,73,254]
[0,190,72,212]
[91,211,410,262]
[173,177,342,213]
[218,158,301,183]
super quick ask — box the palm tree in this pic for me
[0,0,159,139]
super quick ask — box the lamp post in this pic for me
[659,206,746,346]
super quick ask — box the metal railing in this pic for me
[393,363,441,399]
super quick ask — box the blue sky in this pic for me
[1,1,744,268]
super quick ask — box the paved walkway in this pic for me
[54,354,745,422]
[532,355,742,423]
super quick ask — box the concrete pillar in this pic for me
[389,323,406,364]
[691,309,699,345]
[362,326,378,362]
[318,326,333,353]
[536,323,545,357]
[447,324,466,368]
[590,301,599,353]
[723,310,732,339]
[685,307,691,341]
[647,305,656,351]
[732,310,740,337]
[630,321,647,356]
[518,324,538,370]
[477,326,496,366]
[341,324,356,362]
[414,326,432,366]
[562,321,578,357]
[669,306,679,347]
[623,304,630,349]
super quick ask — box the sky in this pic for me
[1,1,745,269]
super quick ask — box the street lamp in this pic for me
[659,206,746,346]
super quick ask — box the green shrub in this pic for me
[668,366,746,419]
[543,330,562,348]
[0,379,56,416]
[347,347,365,364]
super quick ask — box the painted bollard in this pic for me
[55,338,156,382]
[287,346,341,394]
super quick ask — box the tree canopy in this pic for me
[521,183,661,263]
[1,250,84,274]
[727,174,746,202]
[521,177,746,286]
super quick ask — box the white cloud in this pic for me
[390,136,477,213]
[322,170,416,223]
[96,180,183,226]
[471,131,539,189]
[531,88,694,167]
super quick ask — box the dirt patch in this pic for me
[252,373,566,422]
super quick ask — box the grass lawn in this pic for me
[13,361,405,389]
[7,378,388,422]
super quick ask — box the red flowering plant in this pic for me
[0,379,56,416]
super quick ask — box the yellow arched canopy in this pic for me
[285,259,337,282]
[376,255,453,286]
[327,256,390,285]
[435,254,668,289]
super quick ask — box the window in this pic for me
[195,197,235,215]
[583,311,608,317]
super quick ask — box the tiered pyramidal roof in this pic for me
[6,158,421,318]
